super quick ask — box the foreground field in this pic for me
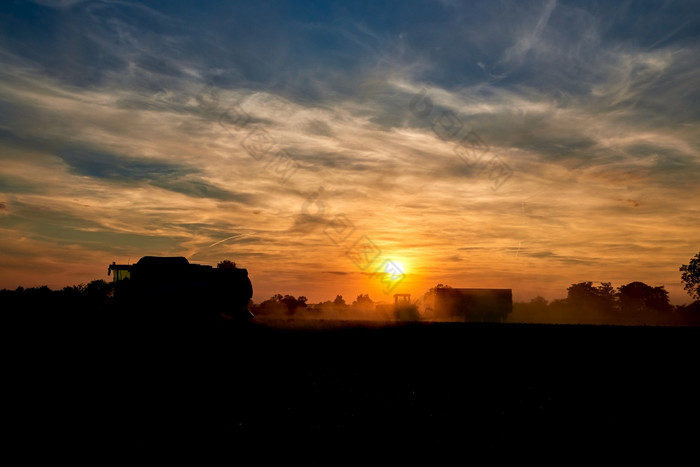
[8,316,700,462]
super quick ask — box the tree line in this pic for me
[2,252,699,325]
[514,280,700,326]
[252,293,377,316]
[0,280,114,318]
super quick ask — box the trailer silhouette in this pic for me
[433,288,512,322]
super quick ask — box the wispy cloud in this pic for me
[1,0,699,303]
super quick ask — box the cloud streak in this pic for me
[1,0,699,304]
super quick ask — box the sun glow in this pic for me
[386,260,405,275]
[382,259,408,286]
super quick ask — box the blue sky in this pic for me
[1,0,699,304]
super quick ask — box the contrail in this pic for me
[187,232,257,261]
[207,232,256,248]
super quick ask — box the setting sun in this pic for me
[386,260,406,278]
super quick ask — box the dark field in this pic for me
[8,315,700,462]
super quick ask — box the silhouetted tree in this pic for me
[352,294,376,315]
[425,284,452,296]
[510,296,551,324]
[255,293,307,315]
[280,294,307,314]
[60,284,86,300]
[217,259,237,269]
[21,286,54,311]
[257,294,286,315]
[528,296,549,311]
[617,282,671,313]
[1,283,116,317]
[567,282,597,309]
[548,298,568,313]
[597,282,617,312]
[680,252,700,300]
[85,279,113,302]
[676,300,700,326]
[566,281,617,312]
[311,295,349,314]
[333,295,346,306]
[351,294,374,312]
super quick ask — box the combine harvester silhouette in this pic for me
[108,256,253,323]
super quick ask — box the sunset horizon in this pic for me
[3,1,700,459]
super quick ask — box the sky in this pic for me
[0,0,699,305]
